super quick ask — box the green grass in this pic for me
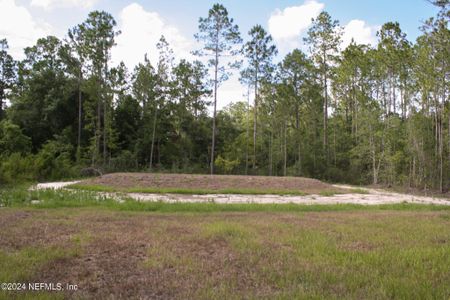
[141,215,450,298]
[0,247,67,283]
[0,186,449,298]
[69,183,369,196]
[319,188,369,196]
[0,186,448,213]
[203,221,251,241]
[319,190,337,196]
[68,183,311,196]
[174,212,450,299]
[349,188,370,194]
[0,243,80,300]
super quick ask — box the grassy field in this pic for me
[0,187,449,299]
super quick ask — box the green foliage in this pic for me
[34,140,77,180]
[0,140,76,184]
[215,155,239,174]
[0,39,16,121]
[194,3,242,174]
[0,4,448,192]
[0,153,36,184]
[0,120,31,155]
[107,150,137,172]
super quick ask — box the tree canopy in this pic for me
[0,3,448,193]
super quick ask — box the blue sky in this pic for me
[0,0,440,108]
[125,0,438,40]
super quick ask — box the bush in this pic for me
[107,150,138,172]
[215,155,240,174]
[0,153,36,184]
[34,140,77,180]
[0,140,78,184]
[0,120,31,156]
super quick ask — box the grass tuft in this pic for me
[68,184,310,196]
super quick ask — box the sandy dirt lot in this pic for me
[34,176,450,206]
[125,188,450,205]
[76,173,344,194]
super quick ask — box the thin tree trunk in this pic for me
[77,68,82,161]
[295,98,301,174]
[269,127,273,176]
[210,46,218,175]
[103,100,107,163]
[438,110,443,193]
[298,137,302,175]
[369,123,377,184]
[102,47,108,165]
[323,50,328,163]
[323,75,328,163]
[0,84,4,120]
[253,68,258,169]
[283,121,287,177]
[95,90,101,166]
[149,104,158,171]
[245,84,250,175]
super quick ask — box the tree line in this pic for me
[0,1,448,191]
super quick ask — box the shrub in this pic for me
[215,155,240,174]
[34,140,77,180]
[0,153,36,184]
[107,150,137,172]
[0,120,31,156]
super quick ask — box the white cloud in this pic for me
[218,76,247,110]
[112,3,193,70]
[0,0,52,59]
[30,0,98,10]
[342,19,379,49]
[268,0,324,53]
[111,3,244,110]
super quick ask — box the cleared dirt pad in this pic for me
[35,175,450,205]
[77,172,342,194]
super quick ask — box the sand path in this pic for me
[32,181,450,206]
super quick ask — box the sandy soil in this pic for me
[126,185,450,205]
[33,181,81,190]
[76,173,344,194]
[32,179,450,206]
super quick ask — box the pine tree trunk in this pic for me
[102,47,108,165]
[245,85,250,175]
[103,100,107,163]
[209,29,221,175]
[149,104,158,171]
[269,128,273,176]
[283,121,287,177]
[253,68,258,170]
[95,94,101,166]
[210,48,218,175]
[323,69,328,163]
[438,110,443,193]
[77,68,82,161]
[0,85,4,120]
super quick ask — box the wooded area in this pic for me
[0,1,448,191]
